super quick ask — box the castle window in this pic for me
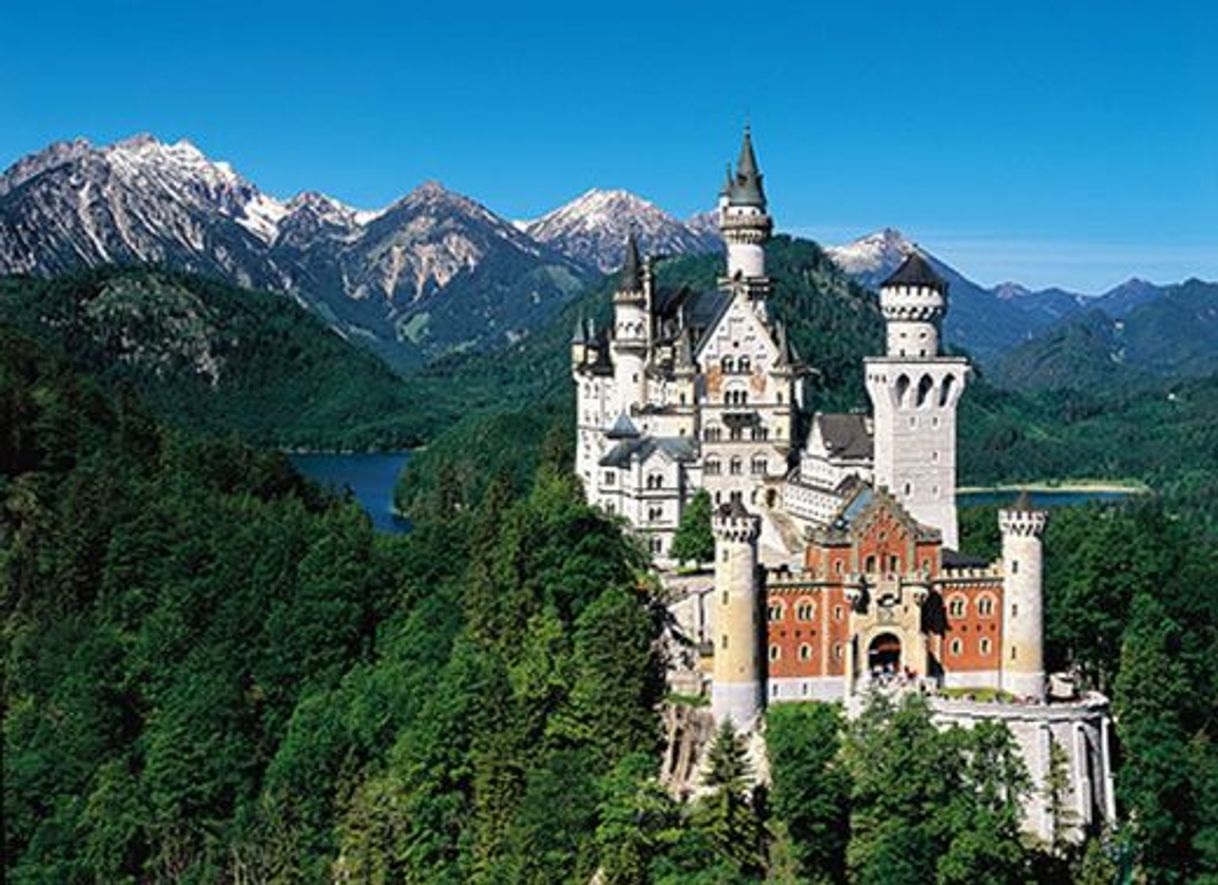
[777,392,784,404]
[834,606,844,621]
[932,416,940,428]
[1012,560,1019,575]
[833,643,843,661]
[799,644,813,661]
[796,599,815,621]
[722,634,729,650]
[767,602,784,622]
[769,645,781,662]
[980,637,992,656]
[940,374,957,407]
[903,482,912,496]
[729,426,743,441]
[705,459,721,476]
[704,426,720,442]
[889,555,899,572]
[916,374,934,407]
[751,457,767,475]
[977,596,995,617]
[865,555,877,573]
[648,506,663,523]
[1012,604,1019,617]
[739,357,751,372]
[950,638,963,656]
[948,596,967,618]
[1011,647,1017,661]
[835,561,844,575]
[909,416,917,428]
[722,356,734,373]
[730,457,743,476]
[932,451,940,462]
[604,472,615,485]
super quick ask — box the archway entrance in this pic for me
[868,633,901,676]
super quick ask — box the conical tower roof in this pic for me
[619,231,642,291]
[882,251,946,290]
[728,126,766,208]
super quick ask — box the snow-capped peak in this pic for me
[825,227,916,277]
[524,188,721,272]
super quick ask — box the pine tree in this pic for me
[671,489,714,567]
[694,720,765,876]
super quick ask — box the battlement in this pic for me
[713,503,761,544]
[999,505,1049,537]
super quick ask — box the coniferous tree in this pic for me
[671,488,715,567]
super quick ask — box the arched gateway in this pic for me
[868,632,901,675]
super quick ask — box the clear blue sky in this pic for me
[2,0,1214,291]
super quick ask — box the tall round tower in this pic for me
[711,500,763,728]
[999,492,1049,701]
[611,232,648,414]
[718,126,772,281]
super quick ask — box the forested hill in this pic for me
[0,268,451,450]
[994,278,1218,392]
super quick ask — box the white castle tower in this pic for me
[999,493,1049,701]
[711,501,763,728]
[610,232,649,415]
[864,252,969,549]
[718,126,773,313]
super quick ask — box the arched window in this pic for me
[895,374,911,407]
[977,595,995,617]
[916,374,934,408]
[751,456,767,475]
[950,638,963,656]
[979,637,992,656]
[729,457,743,476]
[833,643,844,661]
[940,373,957,407]
[865,555,877,573]
[799,644,813,661]
[722,356,734,373]
[739,356,751,373]
[705,458,721,476]
[948,595,967,618]
[769,644,781,662]
[767,602,784,622]
[704,425,721,442]
[796,599,815,621]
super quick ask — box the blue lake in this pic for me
[289,451,413,534]
[957,489,1141,509]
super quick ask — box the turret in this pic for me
[711,501,763,728]
[878,251,947,358]
[718,126,773,281]
[611,232,649,414]
[999,493,1048,701]
[864,252,969,549]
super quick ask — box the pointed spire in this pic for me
[720,162,733,197]
[728,125,766,208]
[1013,488,1034,512]
[571,315,587,344]
[619,231,642,292]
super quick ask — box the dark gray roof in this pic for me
[571,317,587,344]
[816,413,873,460]
[599,436,697,468]
[728,127,766,208]
[942,549,990,569]
[619,232,642,292]
[882,251,945,290]
[606,411,640,440]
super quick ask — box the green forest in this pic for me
[3,236,1218,881]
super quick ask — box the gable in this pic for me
[695,293,782,369]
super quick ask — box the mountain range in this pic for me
[0,136,721,369]
[1,134,1212,379]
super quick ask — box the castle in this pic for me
[572,128,1116,841]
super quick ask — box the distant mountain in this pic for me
[824,228,1186,365]
[994,279,1218,390]
[0,135,593,370]
[0,267,449,448]
[523,188,720,272]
